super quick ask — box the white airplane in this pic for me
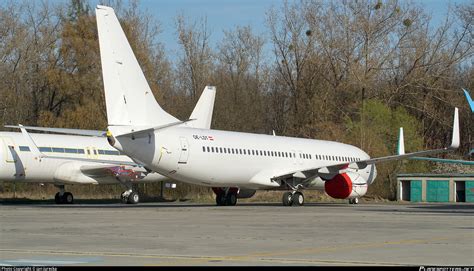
[0,86,216,204]
[93,5,460,206]
[19,5,460,207]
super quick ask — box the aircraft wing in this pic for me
[4,125,106,137]
[17,124,142,167]
[409,156,474,165]
[79,164,146,179]
[271,108,459,181]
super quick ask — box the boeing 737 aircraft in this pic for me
[18,5,461,207]
[93,5,459,206]
[1,86,216,204]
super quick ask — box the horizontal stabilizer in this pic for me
[188,86,216,129]
[112,119,196,139]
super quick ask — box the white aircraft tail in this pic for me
[188,86,216,129]
[95,5,178,127]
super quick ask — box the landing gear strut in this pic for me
[54,185,74,204]
[281,180,305,206]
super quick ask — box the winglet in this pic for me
[397,127,405,155]
[462,88,474,113]
[18,124,44,160]
[449,107,460,150]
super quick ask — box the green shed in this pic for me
[397,174,474,203]
[410,180,422,202]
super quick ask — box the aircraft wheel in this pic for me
[120,191,128,204]
[54,192,62,204]
[63,192,74,204]
[216,194,226,206]
[282,192,293,206]
[291,192,304,206]
[349,198,359,204]
[226,194,237,206]
[127,192,139,204]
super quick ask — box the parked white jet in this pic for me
[88,5,460,206]
[19,5,459,207]
[1,86,216,204]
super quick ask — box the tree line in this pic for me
[0,0,472,200]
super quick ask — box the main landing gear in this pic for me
[282,191,305,206]
[121,189,140,204]
[214,188,238,206]
[115,177,140,204]
[281,180,305,206]
[348,198,359,204]
[54,185,74,204]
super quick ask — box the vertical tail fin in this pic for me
[95,5,178,127]
[188,86,216,129]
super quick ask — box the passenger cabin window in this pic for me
[65,148,77,154]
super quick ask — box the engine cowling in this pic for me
[236,189,256,199]
[324,172,368,199]
[211,187,256,199]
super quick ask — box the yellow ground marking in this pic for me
[153,233,473,266]
[1,233,471,266]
